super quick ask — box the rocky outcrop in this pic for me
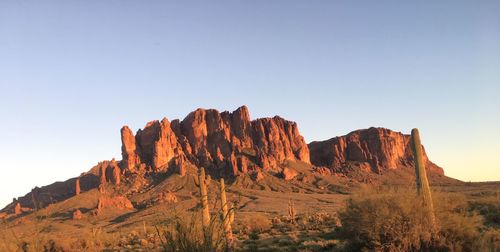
[14,202,21,215]
[121,126,141,171]
[252,170,265,181]
[93,160,123,191]
[1,173,100,212]
[135,119,184,170]
[119,106,310,176]
[110,159,121,186]
[308,127,444,175]
[93,196,134,216]
[99,162,107,190]
[72,209,82,220]
[252,117,310,169]
[157,191,178,203]
[281,167,298,181]
[75,178,80,195]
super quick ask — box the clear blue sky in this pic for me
[1,1,499,207]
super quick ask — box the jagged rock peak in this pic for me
[120,125,140,171]
[308,127,444,175]
[119,106,311,176]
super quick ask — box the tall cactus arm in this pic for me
[410,128,436,228]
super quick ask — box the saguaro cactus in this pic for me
[195,167,211,229]
[288,199,296,223]
[410,128,436,227]
[220,178,234,250]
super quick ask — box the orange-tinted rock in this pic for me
[230,106,253,149]
[154,118,183,169]
[119,106,310,176]
[98,184,105,193]
[94,196,134,215]
[110,159,121,185]
[72,209,82,220]
[135,119,185,171]
[75,178,80,195]
[253,170,265,182]
[174,156,187,176]
[229,152,238,175]
[99,163,107,187]
[252,117,310,169]
[14,202,21,215]
[157,191,178,203]
[237,156,248,174]
[121,126,140,171]
[358,162,372,173]
[308,127,444,175]
[282,167,298,181]
[312,166,331,176]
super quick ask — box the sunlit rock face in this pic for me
[119,105,311,176]
[308,127,444,175]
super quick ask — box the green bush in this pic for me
[337,187,499,252]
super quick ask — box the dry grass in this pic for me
[336,186,500,251]
[0,173,498,251]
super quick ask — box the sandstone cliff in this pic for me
[308,127,444,175]
[120,106,311,176]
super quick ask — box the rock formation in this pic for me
[99,163,107,191]
[75,178,80,195]
[93,196,134,216]
[282,167,298,181]
[252,170,265,182]
[72,209,82,220]
[110,159,121,186]
[120,126,141,171]
[308,127,444,175]
[14,202,21,215]
[119,106,310,176]
[157,191,178,203]
[93,160,123,191]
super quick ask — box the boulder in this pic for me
[157,191,178,203]
[72,209,82,220]
[282,167,298,181]
[93,196,134,216]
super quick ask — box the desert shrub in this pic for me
[241,214,273,234]
[469,196,500,227]
[337,187,497,252]
[158,213,226,252]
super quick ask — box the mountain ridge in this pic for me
[1,105,449,214]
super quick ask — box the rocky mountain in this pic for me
[119,106,310,177]
[309,127,444,175]
[1,106,448,214]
